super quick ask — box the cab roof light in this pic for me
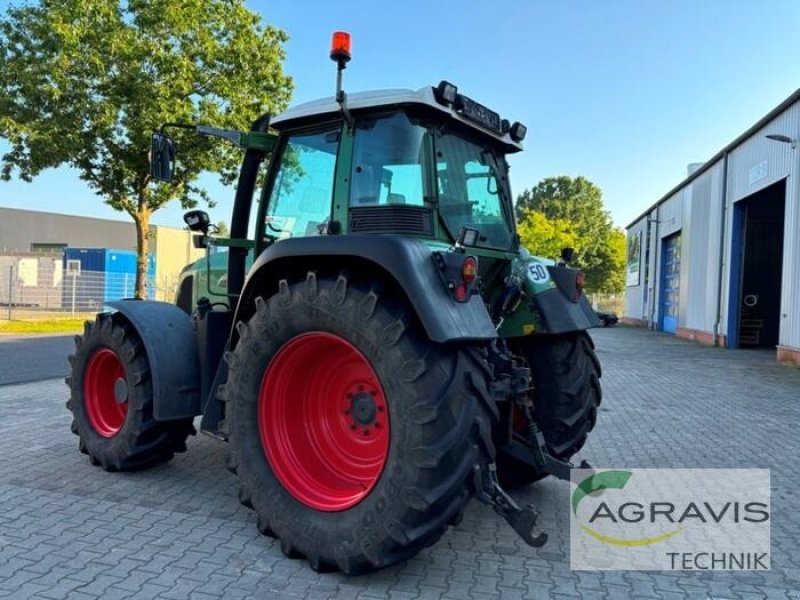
[330,31,352,64]
[510,121,527,142]
[435,80,458,105]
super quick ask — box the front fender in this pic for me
[232,235,498,344]
[108,300,201,421]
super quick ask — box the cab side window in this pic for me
[265,128,340,239]
[350,113,428,207]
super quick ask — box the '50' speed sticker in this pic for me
[528,263,550,283]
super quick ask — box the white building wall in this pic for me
[624,96,800,355]
[684,160,724,334]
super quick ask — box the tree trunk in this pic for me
[133,206,150,299]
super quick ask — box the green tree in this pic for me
[516,209,578,261]
[215,221,230,238]
[603,228,627,294]
[516,176,624,293]
[0,0,293,297]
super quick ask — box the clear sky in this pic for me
[1,0,799,229]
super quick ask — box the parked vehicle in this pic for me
[597,311,619,326]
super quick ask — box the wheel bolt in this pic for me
[358,385,364,391]
[377,405,384,412]
[350,424,356,430]
[374,422,381,428]
[362,429,369,436]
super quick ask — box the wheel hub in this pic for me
[114,377,128,404]
[350,392,377,426]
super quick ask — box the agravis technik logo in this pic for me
[572,470,683,547]
[569,469,771,571]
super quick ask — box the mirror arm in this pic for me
[196,125,244,147]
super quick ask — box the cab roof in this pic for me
[271,86,524,153]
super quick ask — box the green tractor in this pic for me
[66,33,601,574]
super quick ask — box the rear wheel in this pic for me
[498,331,601,488]
[223,271,495,574]
[66,314,195,471]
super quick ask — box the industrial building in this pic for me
[0,207,202,303]
[624,89,800,366]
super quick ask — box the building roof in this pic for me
[626,88,800,229]
[271,86,524,153]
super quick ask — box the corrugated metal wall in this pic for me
[624,96,800,354]
[684,160,724,334]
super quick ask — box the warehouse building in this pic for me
[0,207,202,302]
[624,89,800,366]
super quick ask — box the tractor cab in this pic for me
[262,84,525,253]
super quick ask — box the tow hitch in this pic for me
[473,460,548,547]
[475,349,593,547]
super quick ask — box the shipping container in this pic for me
[62,248,154,311]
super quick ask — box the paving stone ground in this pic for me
[0,326,799,599]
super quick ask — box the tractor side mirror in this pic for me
[150,132,176,182]
[184,210,211,233]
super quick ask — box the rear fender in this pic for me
[231,236,498,347]
[107,300,201,421]
[499,255,601,337]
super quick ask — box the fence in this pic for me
[0,254,172,320]
[592,292,624,316]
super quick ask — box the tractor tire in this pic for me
[499,331,601,488]
[65,313,195,471]
[222,271,496,574]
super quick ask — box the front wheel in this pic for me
[223,271,495,574]
[498,331,602,488]
[66,314,195,471]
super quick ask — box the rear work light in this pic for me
[435,80,458,105]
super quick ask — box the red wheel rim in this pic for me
[259,332,390,511]
[84,348,128,437]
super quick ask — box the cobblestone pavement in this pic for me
[0,326,799,599]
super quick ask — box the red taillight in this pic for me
[330,31,352,63]
[461,256,477,283]
[454,256,478,302]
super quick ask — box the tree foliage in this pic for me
[516,176,625,293]
[0,0,293,297]
[516,210,578,261]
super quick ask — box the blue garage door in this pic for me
[661,233,681,334]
